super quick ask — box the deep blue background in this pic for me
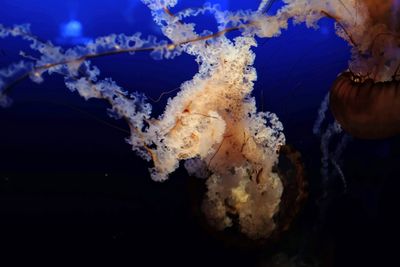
[0,1,399,266]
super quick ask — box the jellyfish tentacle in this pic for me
[257,0,277,14]
[368,32,400,52]
[392,62,400,81]
[320,10,359,50]
[0,23,252,102]
[337,0,353,17]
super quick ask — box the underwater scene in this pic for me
[0,0,399,266]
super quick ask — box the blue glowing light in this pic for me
[57,19,91,45]
[61,20,83,38]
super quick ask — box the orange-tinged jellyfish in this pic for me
[329,0,400,139]
[330,72,400,139]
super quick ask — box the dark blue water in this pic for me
[0,1,399,266]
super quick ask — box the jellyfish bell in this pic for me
[330,71,400,139]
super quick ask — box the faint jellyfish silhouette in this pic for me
[57,19,92,45]
[61,20,82,38]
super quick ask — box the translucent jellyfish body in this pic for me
[0,1,293,239]
[140,36,286,239]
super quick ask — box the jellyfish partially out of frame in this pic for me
[273,0,400,139]
[262,0,400,195]
[327,0,400,139]
[251,0,400,140]
[248,0,400,194]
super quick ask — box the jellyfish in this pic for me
[246,0,400,195]
[57,19,92,45]
[327,0,400,139]
[279,0,400,139]
[0,0,306,240]
[254,0,400,139]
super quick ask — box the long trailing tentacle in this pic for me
[0,24,247,100]
[258,0,277,14]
